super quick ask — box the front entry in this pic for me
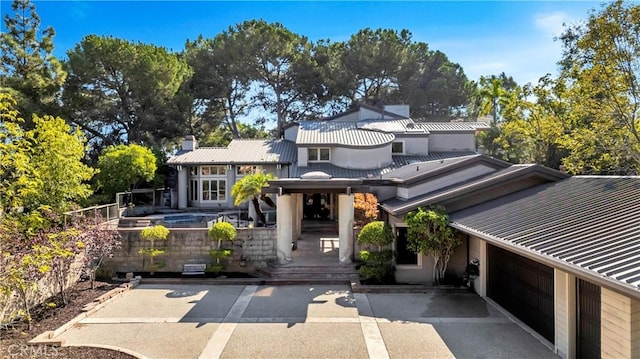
[276,192,354,264]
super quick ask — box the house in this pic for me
[168,103,488,261]
[167,104,640,358]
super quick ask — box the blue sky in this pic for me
[1,1,604,86]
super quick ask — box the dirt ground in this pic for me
[0,281,135,359]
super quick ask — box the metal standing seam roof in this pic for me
[356,118,427,133]
[418,122,491,131]
[449,176,640,295]
[296,121,395,146]
[167,139,297,164]
[380,164,552,215]
[291,152,477,179]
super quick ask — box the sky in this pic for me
[1,1,605,86]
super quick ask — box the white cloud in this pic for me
[534,11,570,39]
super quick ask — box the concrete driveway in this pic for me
[53,284,557,359]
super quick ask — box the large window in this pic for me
[237,165,263,176]
[392,142,404,154]
[188,180,198,201]
[201,166,226,176]
[395,227,418,266]
[202,179,226,201]
[308,147,330,162]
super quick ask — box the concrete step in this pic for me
[256,265,359,282]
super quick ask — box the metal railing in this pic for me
[63,203,120,225]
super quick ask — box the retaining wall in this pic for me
[104,227,277,273]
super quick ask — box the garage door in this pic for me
[577,279,601,359]
[487,244,555,343]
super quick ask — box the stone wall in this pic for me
[104,227,277,273]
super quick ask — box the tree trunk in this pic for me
[252,197,267,226]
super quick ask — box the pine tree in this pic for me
[0,0,66,123]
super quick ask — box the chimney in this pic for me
[384,104,410,118]
[182,135,197,151]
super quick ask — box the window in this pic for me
[395,227,418,265]
[237,165,262,176]
[308,147,330,162]
[189,167,197,176]
[201,166,226,176]
[202,179,226,201]
[392,142,404,154]
[188,180,198,201]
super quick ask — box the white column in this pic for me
[338,194,354,263]
[292,193,302,247]
[178,166,188,209]
[476,240,487,297]
[276,194,293,263]
[554,269,576,359]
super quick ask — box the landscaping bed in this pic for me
[0,281,135,359]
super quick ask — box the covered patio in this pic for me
[264,174,387,264]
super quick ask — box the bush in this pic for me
[208,222,237,274]
[209,222,236,242]
[357,221,394,284]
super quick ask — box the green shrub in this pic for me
[208,222,237,274]
[138,225,169,273]
[209,222,236,243]
[357,221,392,248]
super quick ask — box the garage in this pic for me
[577,279,601,359]
[487,244,555,343]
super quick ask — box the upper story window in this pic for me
[237,165,263,176]
[392,142,404,154]
[308,148,330,162]
[201,166,226,176]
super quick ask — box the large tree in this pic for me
[0,93,94,214]
[95,144,157,201]
[559,0,640,174]
[63,35,192,158]
[495,75,571,168]
[337,28,413,106]
[185,33,255,139]
[242,20,323,137]
[0,0,66,122]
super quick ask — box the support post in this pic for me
[276,194,293,263]
[178,166,187,209]
[338,194,354,263]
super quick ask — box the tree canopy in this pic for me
[558,0,640,174]
[95,144,157,201]
[0,0,66,122]
[0,93,94,214]
[63,35,192,158]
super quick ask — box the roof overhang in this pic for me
[264,178,395,194]
[451,222,640,300]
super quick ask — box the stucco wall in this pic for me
[298,147,308,167]
[397,164,496,199]
[284,125,298,142]
[601,287,640,358]
[105,227,277,273]
[332,145,392,169]
[428,133,476,152]
[394,135,429,155]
